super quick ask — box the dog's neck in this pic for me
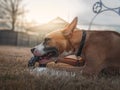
[66,30,83,54]
[56,30,86,66]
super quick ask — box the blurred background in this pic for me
[0,0,120,47]
[0,1,120,89]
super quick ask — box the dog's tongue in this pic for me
[39,58,49,64]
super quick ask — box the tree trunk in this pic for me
[11,18,15,31]
[11,22,14,31]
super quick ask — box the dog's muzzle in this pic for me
[43,47,59,57]
[31,46,59,57]
[28,47,59,68]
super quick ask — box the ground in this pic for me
[0,45,120,90]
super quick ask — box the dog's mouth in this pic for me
[40,47,59,60]
[28,47,59,67]
[40,49,58,61]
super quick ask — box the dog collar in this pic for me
[76,30,86,56]
[76,30,86,66]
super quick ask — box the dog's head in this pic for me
[31,17,78,64]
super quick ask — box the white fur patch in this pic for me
[61,50,73,57]
[35,43,45,55]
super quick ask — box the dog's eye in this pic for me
[44,38,51,41]
[43,38,51,45]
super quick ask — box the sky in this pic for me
[24,0,120,25]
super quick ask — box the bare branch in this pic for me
[0,0,25,31]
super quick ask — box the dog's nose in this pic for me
[31,48,35,53]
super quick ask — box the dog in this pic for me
[31,17,120,75]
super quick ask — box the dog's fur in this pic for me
[32,17,120,75]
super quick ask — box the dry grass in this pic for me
[0,45,120,90]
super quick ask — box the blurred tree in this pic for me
[0,0,25,31]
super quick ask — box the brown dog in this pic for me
[31,17,120,75]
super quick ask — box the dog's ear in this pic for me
[62,17,78,37]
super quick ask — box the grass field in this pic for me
[0,46,120,90]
